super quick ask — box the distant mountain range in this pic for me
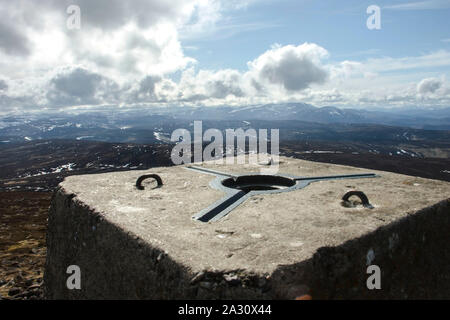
[0,103,449,146]
[146,103,450,130]
[2,103,450,130]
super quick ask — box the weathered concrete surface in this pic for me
[44,156,450,299]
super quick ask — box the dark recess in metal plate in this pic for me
[186,166,379,222]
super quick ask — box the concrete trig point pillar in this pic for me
[44,155,450,299]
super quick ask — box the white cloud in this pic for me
[0,0,210,83]
[246,43,329,92]
[417,77,443,94]
[384,0,450,11]
[330,61,364,80]
[179,0,268,40]
[0,0,449,112]
[46,67,120,107]
[0,79,7,92]
[144,43,330,105]
[0,19,31,56]
[122,75,162,103]
[363,50,450,73]
[155,68,246,104]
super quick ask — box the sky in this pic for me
[0,0,450,114]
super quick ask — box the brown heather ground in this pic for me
[0,192,52,300]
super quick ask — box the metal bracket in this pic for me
[342,190,374,209]
[136,174,163,190]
